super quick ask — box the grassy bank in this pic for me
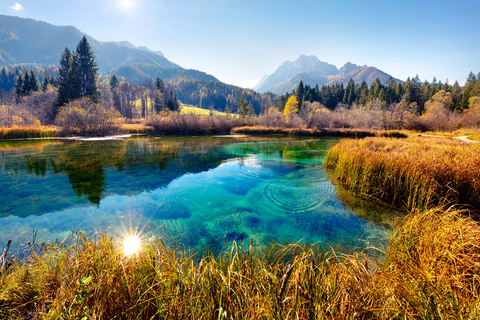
[1,208,479,319]
[232,126,408,138]
[325,136,480,211]
[0,126,60,140]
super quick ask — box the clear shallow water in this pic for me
[0,136,396,255]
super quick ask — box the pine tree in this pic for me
[343,79,356,105]
[277,95,286,112]
[57,48,79,107]
[110,74,119,90]
[237,92,248,118]
[14,71,24,102]
[28,71,39,93]
[75,36,100,102]
[295,80,304,109]
[155,77,165,91]
[42,75,50,92]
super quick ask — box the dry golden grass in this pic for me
[0,126,60,140]
[231,126,408,138]
[121,123,155,134]
[325,136,480,211]
[1,208,479,319]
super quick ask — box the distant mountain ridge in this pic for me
[0,14,216,82]
[254,55,400,94]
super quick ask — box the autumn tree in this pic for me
[422,90,456,130]
[284,96,299,116]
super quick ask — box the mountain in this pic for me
[254,55,338,93]
[254,56,400,94]
[0,14,216,82]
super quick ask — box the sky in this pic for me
[3,0,480,88]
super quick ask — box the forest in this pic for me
[0,36,479,134]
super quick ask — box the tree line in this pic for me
[278,73,480,113]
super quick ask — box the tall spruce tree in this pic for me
[295,80,305,109]
[75,36,100,102]
[57,48,79,107]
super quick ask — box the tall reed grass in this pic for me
[1,208,479,319]
[232,126,408,138]
[325,136,480,211]
[0,126,59,140]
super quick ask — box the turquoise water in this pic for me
[0,136,394,255]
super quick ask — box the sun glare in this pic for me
[123,234,142,256]
[118,0,135,10]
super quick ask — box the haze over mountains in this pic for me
[254,55,400,95]
[0,14,215,82]
[0,14,400,96]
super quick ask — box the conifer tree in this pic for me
[42,75,50,92]
[28,70,39,93]
[237,92,248,118]
[75,36,100,102]
[110,74,119,90]
[295,80,304,109]
[57,48,79,107]
[14,71,24,102]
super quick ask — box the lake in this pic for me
[0,136,396,255]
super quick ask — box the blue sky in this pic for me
[3,0,480,88]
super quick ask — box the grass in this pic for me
[232,126,408,138]
[0,126,60,140]
[121,123,155,134]
[1,208,479,319]
[180,104,236,117]
[325,136,480,211]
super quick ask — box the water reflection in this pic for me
[0,136,398,255]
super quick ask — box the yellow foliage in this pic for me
[468,96,480,110]
[55,98,122,135]
[424,90,453,114]
[284,96,299,116]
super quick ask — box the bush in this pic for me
[146,112,252,135]
[55,98,123,136]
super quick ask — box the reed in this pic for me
[232,126,408,138]
[1,207,479,319]
[0,126,59,140]
[325,136,480,211]
[121,123,155,134]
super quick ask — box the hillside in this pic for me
[0,14,215,82]
[254,56,400,94]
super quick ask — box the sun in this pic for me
[118,0,135,10]
[122,234,142,256]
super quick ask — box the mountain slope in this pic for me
[255,56,400,94]
[0,14,215,82]
[253,55,338,93]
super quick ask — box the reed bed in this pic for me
[0,126,60,140]
[325,136,480,211]
[122,123,155,134]
[231,126,408,138]
[1,208,479,319]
